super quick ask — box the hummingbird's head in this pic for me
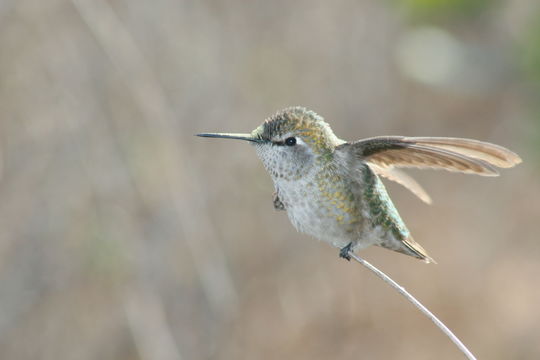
[197,107,344,180]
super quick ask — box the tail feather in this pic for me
[377,236,436,264]
[402,236,437,264]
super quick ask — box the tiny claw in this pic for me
[273,191,285,211]
[339,242,353,261]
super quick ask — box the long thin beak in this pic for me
[196,132,263,143]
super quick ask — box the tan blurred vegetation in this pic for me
[0,0,539,359]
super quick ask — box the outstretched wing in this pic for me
[339,136,521,176]
[369,164,432,204]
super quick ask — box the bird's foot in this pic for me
[339,242,353,261]
[273,191,285,211]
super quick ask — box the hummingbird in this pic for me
[197,107,521,263]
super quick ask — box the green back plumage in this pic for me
[362,165,411,241]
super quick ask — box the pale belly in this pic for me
[274,177,373,249]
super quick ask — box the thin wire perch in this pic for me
[346,251,477,360]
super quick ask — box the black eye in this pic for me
[285,137,296,146]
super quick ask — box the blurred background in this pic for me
[1,0,539,359]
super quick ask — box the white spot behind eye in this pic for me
[290,136,306,146]
[273,133,305,146]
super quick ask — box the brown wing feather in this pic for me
[369,164,432,204]
[343,136,521,176]
[372,144,499,175]
[403,137,522,168]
